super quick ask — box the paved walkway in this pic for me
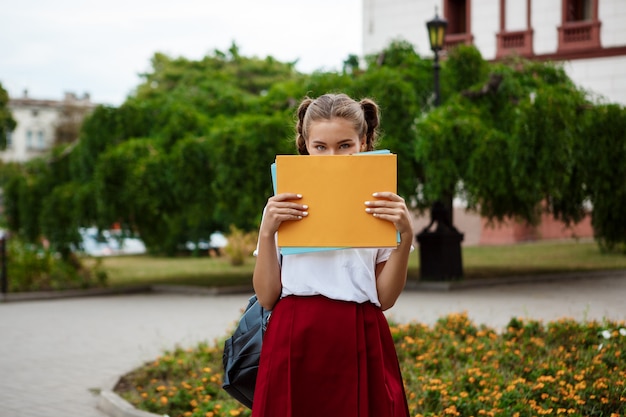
[1,272,625,417]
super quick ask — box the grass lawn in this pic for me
[95,239,626,289]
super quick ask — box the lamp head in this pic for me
[426,11,448,52]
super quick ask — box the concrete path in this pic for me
[1,272,625,417]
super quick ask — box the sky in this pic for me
[1,0,362,106]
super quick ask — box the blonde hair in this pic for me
[295,93,380,155]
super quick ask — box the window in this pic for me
[566,0,593,22]
[38,131,45,148]
[496,0,534,59]
[6,131,12,148]
[448,0,467,34]
[31,109,39,117]
[558,0,601,52]
[444,0,474,49]
[27,130,33,148]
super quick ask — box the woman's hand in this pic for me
[259,193,308,237]
[364,192,414,241]
[367,192,414,310]
[255,193,306,309]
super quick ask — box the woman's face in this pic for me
[305,118,366,156]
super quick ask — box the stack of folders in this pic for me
[271,150,399,255]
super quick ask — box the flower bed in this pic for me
[114,314,625,417]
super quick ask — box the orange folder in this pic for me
[276,154,398,248]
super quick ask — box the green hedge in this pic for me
[5,237,107,292]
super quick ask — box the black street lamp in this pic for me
[426,10,448,107]
[416,9,464,281]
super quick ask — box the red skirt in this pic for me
[252,295,410,417]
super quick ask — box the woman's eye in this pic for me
[315,145,326,151]
[339,143,352,149]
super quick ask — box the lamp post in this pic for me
[416,9,464,281]
[426,10,447,107]
[426,9,450,226]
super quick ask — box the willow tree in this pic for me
[414,45,626,251]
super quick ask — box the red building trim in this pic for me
[443,0,474,49]
[557,0,601,52]
[496,0,534,59]
[533,45,626,62]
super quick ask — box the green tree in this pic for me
[207,112,294,232]
[0,83,17,150]
[579,104,626,252]
[352,40,434,200]
[4,42,626,256]
[416,50,593,237]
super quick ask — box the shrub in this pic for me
[223,225,258,266]
[115,314,626,417]
[5,236,108,292]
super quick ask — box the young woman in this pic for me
[252,93,413,417]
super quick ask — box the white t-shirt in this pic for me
[254,210,405,307]
[279,248,393,307]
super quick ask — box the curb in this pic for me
[98,390,164,417]
[2,269,626,302]
[405,268,626,291]
[0,284,254,303]
[0,285,151,303]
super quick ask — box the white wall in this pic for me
[507,0,527,31]
[363,0,444,58]
[599,1,626,47]
[565,56,626,104]
[3,105,58,163]
[471,1,500,60]
[532,2,561,54]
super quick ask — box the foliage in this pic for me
[115,314,626,417]
[223,225,258,266]
[206,113,294,232]
[3,41,626,255]
[0,161,21,227]
[2,159,54,243]
[414,49,618,240]
[93,139,161,231]
[6,236,107,292]
[0,82,17,150]
[578,104,626,252]
[396,314,626,417]
[441,44,489,97]
[359,40,435,199]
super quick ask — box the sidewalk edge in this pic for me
[98,390,164,417]
[405,268,626,291]
[0,284,254,303]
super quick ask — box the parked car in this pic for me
[183,232,228,256]
[75,228,147,257]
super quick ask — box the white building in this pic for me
[2,90,96,163]
[363,0,626,105]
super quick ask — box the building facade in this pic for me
[363,0,626,105]
[2,90,96,163]
[364,0,620,244]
